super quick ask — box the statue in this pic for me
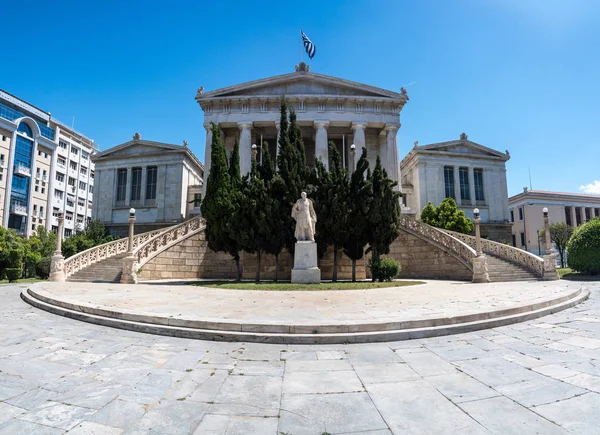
[183,140,188,147]
[291,192,317,242]
[133,132,141,141]
[197,86,204,95]
[400,87,408,96]
[460,132,468,140]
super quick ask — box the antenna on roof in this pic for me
[528,167,533,191]
[71,116,75,130]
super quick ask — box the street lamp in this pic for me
[251,143,258,159]
[473,208,482,255]
[128,208,136,254]
[350,144,356,172]
[543,207,552,255]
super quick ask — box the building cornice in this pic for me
[509,190,600,205]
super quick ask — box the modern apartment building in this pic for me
[0,89,96,238]
[509,189,600,255]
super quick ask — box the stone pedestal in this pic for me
[543,254,559,281]
[472,255,490,283]
[291,241,321,284]
[49,253,66,282]
[120,256,138,284]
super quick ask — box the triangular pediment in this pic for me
[93,140,184,161]
[197,71,404,101]
[418,139,509,160]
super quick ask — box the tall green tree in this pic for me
[366,156,402,280]
[343,148,372,281]
[200,122,243,280]
[538,223,574,268]
[420,198,474,234]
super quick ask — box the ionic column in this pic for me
[580,207,586,224]
[238,122,253,176]
[202,124,212,198]
[385,125,400,190]
[351,122,367,169]
[454,166,461,204]
[140,166,148,203]
[314,120,330,170]
[571,206,577,227]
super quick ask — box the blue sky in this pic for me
[2,0,599,197]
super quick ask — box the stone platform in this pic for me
[22,280,589,344]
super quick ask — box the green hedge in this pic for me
[5,268,21,283]
[369,258,401,282]
[567,218,600,275]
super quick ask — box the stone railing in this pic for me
[399,216,477,270]
[134,216,205,268]
[64,228,166,277]
[442,229,544,277]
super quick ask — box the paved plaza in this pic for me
[1,282,600,434]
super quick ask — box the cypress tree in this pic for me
[343,147,371,281]
[366,155,402,281]
[200,123,242,280]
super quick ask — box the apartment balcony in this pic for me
[65,202,75,211]
[68,185,76,194]
[10,203,28,216]
[13,163,31,177]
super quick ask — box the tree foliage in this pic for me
[420,198,474,234]
[538,223,574,268]
[566,217,600,275]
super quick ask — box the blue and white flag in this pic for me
[301,30,316,59]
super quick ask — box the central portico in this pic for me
[196,63,409,196]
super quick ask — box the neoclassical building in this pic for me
[196,63,409,197]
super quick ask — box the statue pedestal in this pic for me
[543,254,559,281]
[291,241,321,284]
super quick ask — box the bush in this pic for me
[36,256,53,279]
[7,248,24,268]
[566,218,600,275]
[5,268,21,283]
[24,251,41,278]
[369,257,401,282]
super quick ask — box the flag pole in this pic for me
[299,28,302,63]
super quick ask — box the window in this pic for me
[65,229,72,237]
[193,193,202,207]
[71,146,78,155]
[90,170,95,179]
[89,184,93,193]
[459,167,470,201]
[519,207,523,220]
[36,168,41,178]
[474,168,485,201]
[0,154,4,165]
[57,157,66,167]
[76,214,84,224]
[59,140,68,149]
[54,189,63,200]
[32,224,36,231]
[66,198,74,207]
[65,212,73,221]
[79,181,86,191]
[116,169,127,201]
[41,187,45,194]
[70,161,77,171]
[82,151,89,160]
[80,166,87,176]
[56,172,64,182]
[146,166,157,200]
[131,167,142,201]
[40,206,44,216]
[33,204,38,216]
[520,232,525,247]
[18,122,33,137]
[78,199,85,207]
[444,166,455,199]
[53,207,60,217]
[35,185,39,192]
[510,210,514,223]
[68,177,76,187]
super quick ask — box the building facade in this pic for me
[91,134,203,236]
[400,133,512,241]
[196,63,409,197]
[509,189,600,255]
[0,89,96,238]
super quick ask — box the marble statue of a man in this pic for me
[291,192,317,242]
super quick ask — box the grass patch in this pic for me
[559,268,599,281]
[190,280,425,291]
[0,278,45,285]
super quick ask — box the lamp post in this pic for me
[542,207,559,280]
[471,207,489,283]
[49,213,66,282]
[251,143,258,160]
[121,208,138,284]
[350,144,356,172]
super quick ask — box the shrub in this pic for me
[368,257,401,282]
[7,248,24,268]
[24,251,41,278]
[5,268,21,283]
[566,217,600,275]
[36,256,53,279]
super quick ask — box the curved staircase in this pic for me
[67,254,127,283]
[486,255,539,282]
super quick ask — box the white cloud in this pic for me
[579,180,600,194]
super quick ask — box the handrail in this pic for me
[63,227,168,277]
[134,216,205,268]
[442,229,544,277]
[399,216,477,270]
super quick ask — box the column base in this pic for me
[472,255,490,283]
[49,254,66,282]
[292,241,321,284]
[120,255,138,284]
[543,254,559,281]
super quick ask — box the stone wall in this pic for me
[480,223,512,244]
[139,228,472,282]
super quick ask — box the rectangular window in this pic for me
[54,189,63,200]
[512,234,516,247]
[57,157,66,167]
[56,172,64,182]
[444,166,455,199]
[89,184,93,193]
[82,151,89,160]
[519,207,523,220]
[68,177,76,187]
[70,161,77,170]
[80,166,87,176]
[33,204,37,216]
[131,167,142,201]
[59,140,68,149]
[71,146,78,155]
[65,229,72,237]
[459,167,470,201]
[53,208,60,217]
[145,166,157,200]
[193,193,202,207]
[474,168,485,201]
[40,206,44,216]
[66,198,74,207]
[79,181,86,191]
[520,232,525,247]
[116,169,127,202]
[65,212,73,221]
[510,210,514,222]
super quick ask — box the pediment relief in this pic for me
[420,140,508,160]
[222,80,388,98]
[95,141,181,161]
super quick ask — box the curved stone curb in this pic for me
[21,286,590,344]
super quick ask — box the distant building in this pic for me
[400,133,512,242]
[509,189,600,255]
[0,89,96,238]
[91,135,203,236]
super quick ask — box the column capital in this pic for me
[203,123,213,132]
[314,120,330,129]
[384,123,401,133]
[351,121,367,130]
[237,122,253,130]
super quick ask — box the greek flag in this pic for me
[301,30,316,59]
